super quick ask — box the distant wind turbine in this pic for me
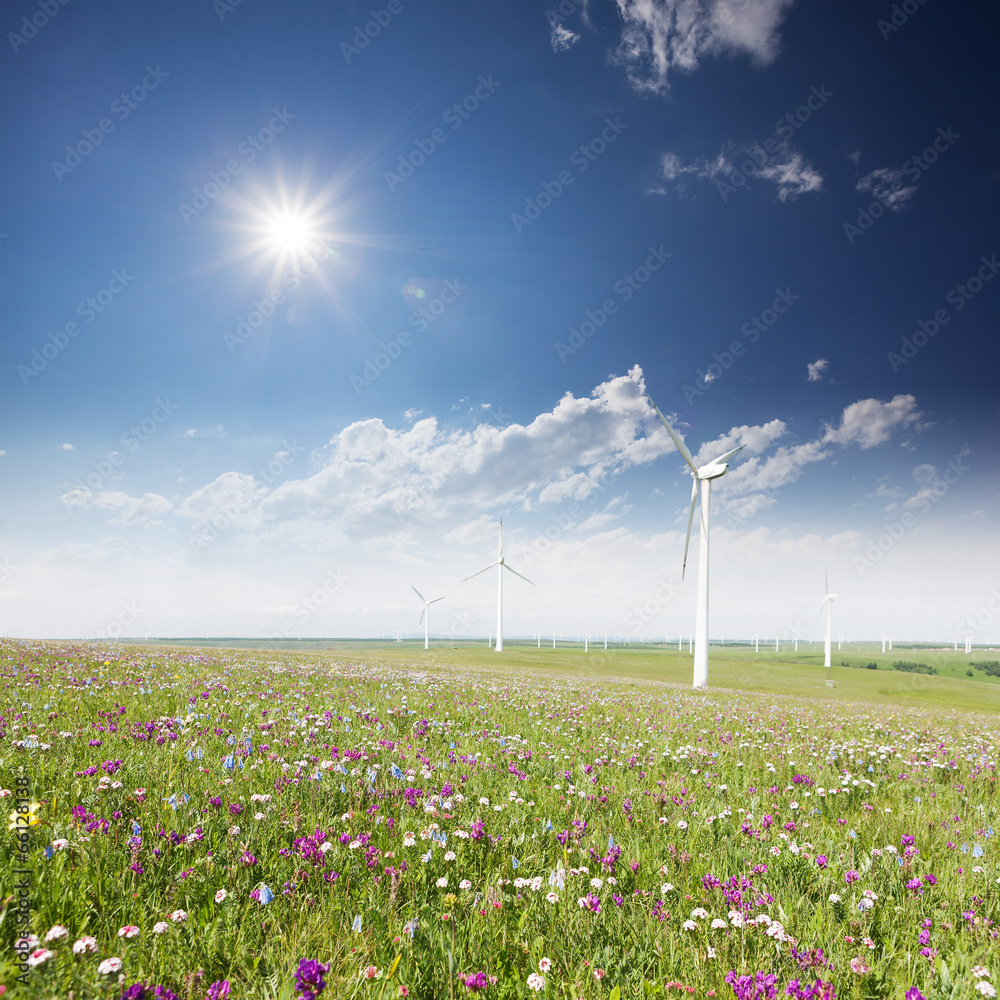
[818,571,837,667]
[412,587,444,651]
[462,520,533,652]
[651,400,745,689]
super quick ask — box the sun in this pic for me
[266,214,312,254]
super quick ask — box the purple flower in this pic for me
[815,855,828,868]
[461,972,490,992]
[904,989,925,1000]
[844,870,859,884]
[294,958,329,1000]
[725,970,778,1000]
[206,982,231,1000]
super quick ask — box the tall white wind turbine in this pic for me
[818,571,837,668]
[412,586,444,651]
[651,400,745,689]
[462,520,533,652]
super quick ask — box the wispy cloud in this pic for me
[856,167,918,212]
[806,357,829,382]
[612,0,796,95]
[551,22,582,52]
[659,142,822,201]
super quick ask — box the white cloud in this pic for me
[551,22,582,52]
[857,167,918,212]
[613,0,796,94]
[59,489,173,526]
[61,443,74,451]
[806,357,829,382]
[821,394,921,449]
[658,141,822,201]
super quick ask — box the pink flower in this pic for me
[152,922,169,934]
[169,909,188,922]
[27,948,55,967]
[594,969,606,980]
[539,958,552,973]
[117,925,140,939]
[44,925,68,942]
[73,936,97,954]
[850,957,870,975]
[98,957,123,974]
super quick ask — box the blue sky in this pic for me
[2,0,998,644]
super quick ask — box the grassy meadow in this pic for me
[1,637,997,1000]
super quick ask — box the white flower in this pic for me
[546,891,558,903]
[539,957,552,972]
[711,918,728,929]
[857,897,874,911]
[98,957,123,974]
[729,912,745,928]
[828,893,841,904]
[402,832,417,847]
[215,889,228,903]
[459,879,472,891]
[527,972,545,992]
[44,925,68,942]
[152,921,169,934]
[661,882,675,893]
[27,948,55,966]
[436,877,448,889]
[975,983,996,998]
[972,967,991,980]
[348,839,361,850]
[479,797,490,806]
[691,907,709,920]
[677,820,688,830]
[682,919,698,931]
[254,812,266,821]
[118,925,140,938]
[590,878,603,890]
[52,838,70,850]
[169,909,187,922]
[444,850,457,861]
[73,936,97,954]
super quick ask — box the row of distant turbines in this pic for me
[411,395,856,689]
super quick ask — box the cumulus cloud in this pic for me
[60,489,173,526]
[821,394,921,449]
[658,141,822,201]
[61,443,74,451]
[613,0,796,94]
[806,357,829,382]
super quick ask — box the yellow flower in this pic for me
[8,802,41,832]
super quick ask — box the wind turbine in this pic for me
[412,587,444,651]
[462,520,533,652]
[818,571,837,668]
[651,400,745,689]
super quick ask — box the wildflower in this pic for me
[169,909,188,922]
[44,925,68,942]
[361,966,382,980]
[295,958,329,999]
[461,972,489,991]
[904,990,925,1000]
[578,893,600,913]
[683,920,698,931]
[975,986,997,999]
[594,969,606,980]
[206,982,232,1000]
[972,968,991,980]
[118,925,140,938]
[27,948,55,967]
[691,907,709,920]
[711,918,728,929]
[152,922,169,934]
[402,832,417,847]
[52,838,70,850]
[661,882,675,893]
[828,894,841,904]
[546,891,558,903]
[527,972,545,991]
[98,957,124,974]
[539,958,553,972]
[73,936,98,954]
[849,957,869,975]
[436,877,449,889]
[215,889,228,903]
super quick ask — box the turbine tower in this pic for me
[651,400,745,689]
[412,587,444,651]
[463,520,533,652]
[818,571,837,667]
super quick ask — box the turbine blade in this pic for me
[502,563,534,585]
[418,607,426,627]
[412,586,426,603]
[825,568,829,595]
[650,399,698,475]
[462,562,498,582]
[710,444,746,465]
[682,478,698,579]
[816,599,827,623]
[430,596,445,605]
[498,520,503,559]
